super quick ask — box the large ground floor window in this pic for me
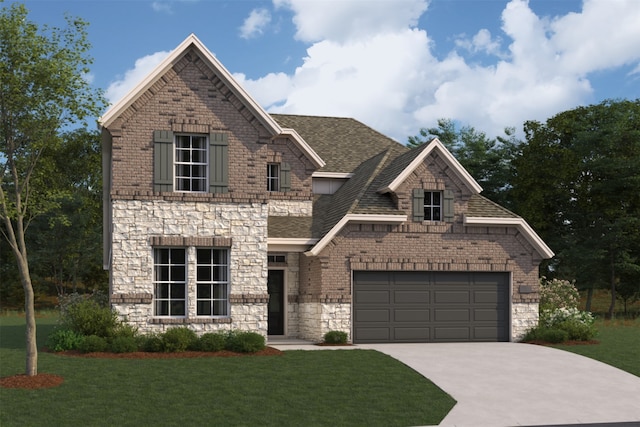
[153,247,230,317]
[196,248,229,316]
[154,248,186,316]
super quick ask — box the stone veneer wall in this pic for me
[512,302,539,341]
[110,199,269,335]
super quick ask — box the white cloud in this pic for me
[151,2,173,14]
[455,29,504,57]
[105,51,170,104]
[273,0,428,43]
[239,8,272,39]
[241,0,640,141]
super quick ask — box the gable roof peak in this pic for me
[98,34,324,168]
[378,137,483,194]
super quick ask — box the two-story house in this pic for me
[99,34,553,343]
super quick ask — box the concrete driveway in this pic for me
[359,343,640,427]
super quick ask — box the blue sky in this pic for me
[13,0,640,142]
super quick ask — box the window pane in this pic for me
[170,284,185,299]
[213,300,227,316]
[155,248,169,264]
[197,266,211,282]
[172,249,185,264]
[156,283,169,299]
[433,207,441,221]
[433,192,441,205]
[213,284,227,299]
[198,301,211,316]
[156,265,169,282]
[171,301,185,316]
[192,136,207,149]
[197,249,211,264]
[213,249,226,264]
[198,284,211,299]
[156,300,168,316]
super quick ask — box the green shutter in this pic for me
[412,188,424,222]
[153,130,174,192]
[209,132,228,193]
[443,189,454,222]
[280,162,291,192]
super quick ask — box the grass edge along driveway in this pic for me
[0,315,455,427]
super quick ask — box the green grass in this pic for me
[552,318,640,377]
[0,314,455,427]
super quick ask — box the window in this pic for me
[196,248,230,316]
[267,163,280,192]
[424,191,442,221]
[175,134,208,192]
[154,248,186,316]
[154,130,228,194]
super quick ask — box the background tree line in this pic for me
[409,99,640,317]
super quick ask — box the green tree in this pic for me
[408,118,521,208]
[512,99,640,316]
[0,3,104,375]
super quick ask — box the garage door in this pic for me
[353,271,509,343]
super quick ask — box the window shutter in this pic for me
[443,189,455,222]
[280,162,291,192]
[412,188,424,222]
[153,130,174,192]
[209,132,228,194]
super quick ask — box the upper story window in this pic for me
[153,130,228,194]
[267,163,280,192]
[424,191,442,221]
[412,188,454,223]
[266,162,291,193]
[175,135,208,192]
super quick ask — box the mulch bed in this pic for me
[0,346,283,390]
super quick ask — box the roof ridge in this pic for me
[346,148,395,214]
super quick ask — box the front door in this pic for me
[267,270,285,335]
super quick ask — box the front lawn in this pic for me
[0,314,455,427]
[552,318,640,377]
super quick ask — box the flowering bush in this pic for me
[539,277,579,312]
[523,278,597,343]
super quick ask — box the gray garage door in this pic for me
[353,271,509,343]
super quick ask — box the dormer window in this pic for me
[424,191,442,221]
[413,188,455,222]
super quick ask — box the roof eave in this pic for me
[463,216,554,259]
[379,138,483,194]
[268,238,319,252]
[305,214,407,257]
[278,128,326,169]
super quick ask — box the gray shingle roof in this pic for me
[467,194,519,218]
[271,114,407,174]
[267,114,518,241]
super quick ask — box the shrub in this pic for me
[162,327,198,352]
[59,297,121,338]
[323,330,348,344]
[47,328,84,352]
[226,331,265,353]
[78,335,108,353]
[537,328,569,344]
[539,277,580,312]
[138,334,164,353]
[197,332,227,352]
[109,335,138,353]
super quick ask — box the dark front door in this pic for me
[268,270,285,335]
